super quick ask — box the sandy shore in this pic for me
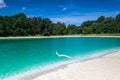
[32,51,120,80]
[0,35,120,39]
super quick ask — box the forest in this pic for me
[0,13,120,36]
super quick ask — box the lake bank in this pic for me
[0,34,120,40]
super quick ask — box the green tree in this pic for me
[97,16,105,22]
[52,22,66,35]
[0,13,120,36]
[116,14,120,32]
[67,24,77,34]
[81,20,95,27]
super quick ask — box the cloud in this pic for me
[51,16,96,26]
[50,11,120,25]
[62,7,67,11]
[0,0,7,8]
[22,7,26,10]
[59,5,67,11]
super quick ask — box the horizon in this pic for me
[0,0,120,25]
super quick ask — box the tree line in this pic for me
[0,13,120,36]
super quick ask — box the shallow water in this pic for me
[0,37,120,78]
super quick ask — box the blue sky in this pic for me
[0,0,120,25]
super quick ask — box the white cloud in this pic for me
[22,7,26,10]
[50,11,120,25]
[62,7,67,11]
[0,0,7,8]
[59,5,67,11]
[51,16,96,26]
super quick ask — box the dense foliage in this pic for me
[0,13,120,36]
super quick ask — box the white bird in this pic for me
[56,51,72,59]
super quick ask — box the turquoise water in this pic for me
[0,37,120,79]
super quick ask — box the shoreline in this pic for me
[0,35,120,39]
[32,50,120,80]
[3,49,120,80]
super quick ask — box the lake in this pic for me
[0,37,120,79]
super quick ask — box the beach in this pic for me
[32,50,120,80]
[0,35,120,40]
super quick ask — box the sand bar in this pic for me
[0,35,120,40]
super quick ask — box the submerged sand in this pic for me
[32,51,120,80]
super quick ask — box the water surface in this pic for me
[0,37,120,78]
